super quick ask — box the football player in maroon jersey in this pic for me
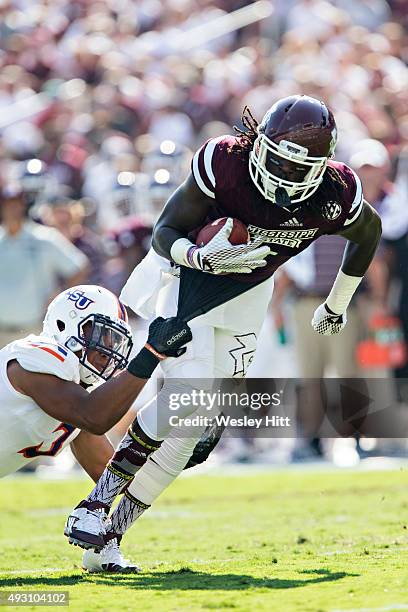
[66,95,381,557]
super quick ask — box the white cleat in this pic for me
[64,506,108,550]
[82,539,142,574]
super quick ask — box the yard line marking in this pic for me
[0,568,67,576]
[2,535,61,546]
[148,557,247,567]
[146,508,208,520]
[27,507,72,517]
[332,605,408,612]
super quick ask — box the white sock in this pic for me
[127,430,202,505]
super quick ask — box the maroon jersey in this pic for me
[191,135,364,283]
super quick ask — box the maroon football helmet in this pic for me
[249,95,337,205]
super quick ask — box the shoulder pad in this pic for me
[12,334,80,383]
[191,135,238,198]
[328,161,364,228]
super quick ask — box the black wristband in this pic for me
[127,347,160,379]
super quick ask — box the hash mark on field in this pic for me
[332,605,408,612]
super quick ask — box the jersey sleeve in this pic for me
[13,335,80,383]
[191,135,232,199]
[332,162,364,230]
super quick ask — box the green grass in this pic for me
[0,469,407,612]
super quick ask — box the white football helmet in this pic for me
[43,285,133,385]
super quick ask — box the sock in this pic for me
[107,431,202,536]
[84,417,162,509]
[109,490,151,535]
[107,456,174,534]
[85,463,133,509]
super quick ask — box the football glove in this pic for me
[311,303,347,336]
[128,317,192,378]
[146,316,192,357]
[188,217,271,274]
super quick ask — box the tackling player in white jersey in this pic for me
[0,284,192,572]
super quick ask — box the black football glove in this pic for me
[146,316,192,357]
[128,316,192,379]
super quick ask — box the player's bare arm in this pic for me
[338,200,382,276]
[70,432,114,482]
[312,201,382,335]
[7,315,192,435]
[152,174,214,257]
[8,363,146,435]
[152,174,270,275]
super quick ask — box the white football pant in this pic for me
[138,275,274,440]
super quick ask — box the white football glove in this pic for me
[311,303,347,336]
[189,217,271,274]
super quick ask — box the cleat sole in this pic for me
[67,533,104,551]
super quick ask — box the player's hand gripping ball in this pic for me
[188,217,269,275]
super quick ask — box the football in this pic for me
[195,217,250,246]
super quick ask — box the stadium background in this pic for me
[1,0,408,471]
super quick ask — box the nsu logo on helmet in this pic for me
[67,290,95,311]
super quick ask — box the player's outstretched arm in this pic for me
[7,317,192,435]
[312,202,382,335]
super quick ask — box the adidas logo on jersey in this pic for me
[280,217,303,227]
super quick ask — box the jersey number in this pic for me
[18,423,75,458]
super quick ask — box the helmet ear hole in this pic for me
[57,319,65,332]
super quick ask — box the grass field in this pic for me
[0,468,407,612]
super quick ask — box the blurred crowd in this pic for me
[1,0,408,467]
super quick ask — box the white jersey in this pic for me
[0,334,81,477]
